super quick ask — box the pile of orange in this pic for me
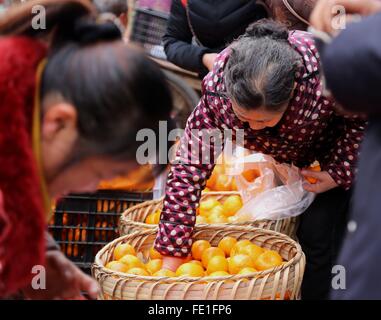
[145,209,161,224]
[196,194,244,224]
[144,195,245,225]
[189,237,284,276]
[105,243,166,276]
[204,163,260,192]
[105,237,284,277]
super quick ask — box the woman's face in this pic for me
[231,102,287,131]
[46,157,139,198]
[40,101,140,197]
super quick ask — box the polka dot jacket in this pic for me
[154,30,367,257]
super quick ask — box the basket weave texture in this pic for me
[92,225,305,300]
[119,192,298,239]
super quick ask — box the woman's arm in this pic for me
[163,0,212,74]
[325,113,366,190]
[154,92,225,259]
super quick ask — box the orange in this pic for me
[73,244,79,257]
[67,229,74,242]
[145,259,163,275]
[191,240,211,260]
[81,229,87,242]
[199,198,220,217]
[201,247,225,268]
[208,213,228,224]
[242,169,260,182]
[209,204,225,217]
[74,229,81,241]
[149,246,162,260]
[240,244,264,262]
[228,254,255,274]
[145,213,157,224]
[62,213,69,225]
[218,237,237,257]
[255,250,283,271]
[305,160,321,184]
[209,271,230,277]
[203,187,211,193]
[214,175,232,191]
[231,177,238,191]
[127,267,149,276]
[206,172,217,189]
[153,269,176,277]
[176,262,205,277]
[227,216,239,223]
[238,267,257,275]
[146,210,161,224]
[113,243,136,260]
[206,165,224,189]
[189,260,203,267]
[119,254,144,269]
[230,240,253,256]
[153,210,162,224]
[206,256,228,275]
[196,215,208,224]
[222,195,243,217]
[105,261,129,273]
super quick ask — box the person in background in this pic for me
[0,0,173,299]
[311,0,381,299]
[93,0,128,32]
[154,19,367,300]
[163,0,268,78]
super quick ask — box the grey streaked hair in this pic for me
[224,19,301,112]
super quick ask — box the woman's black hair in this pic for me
[224,19,301,112]
[42,18,174,167]
[1,0,174,174]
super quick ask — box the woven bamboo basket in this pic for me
[119,192,298,238]
[92,226,305,300]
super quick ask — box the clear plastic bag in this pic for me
[225,146,315,221]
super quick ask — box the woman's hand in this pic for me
[161,256,187,272]
[310,0,381,34]
[202,53,218,71]
[22,250,99,300]
[301,170,338,193]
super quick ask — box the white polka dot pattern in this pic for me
[154,31,366,258]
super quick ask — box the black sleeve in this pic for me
[163,0,212,75]
[321,13,381,115]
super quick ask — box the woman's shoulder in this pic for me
[288,30,316,47]
[202,48,231,94]
[288,30,320,79]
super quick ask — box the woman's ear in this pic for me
[41,103,78,141]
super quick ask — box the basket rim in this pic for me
[119,191,295,230]
[93,225,304,283]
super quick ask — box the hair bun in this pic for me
[245,19,289,41]
[73,18,121,45]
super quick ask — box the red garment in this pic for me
[0,37,47,296]
[155,30,366,257]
